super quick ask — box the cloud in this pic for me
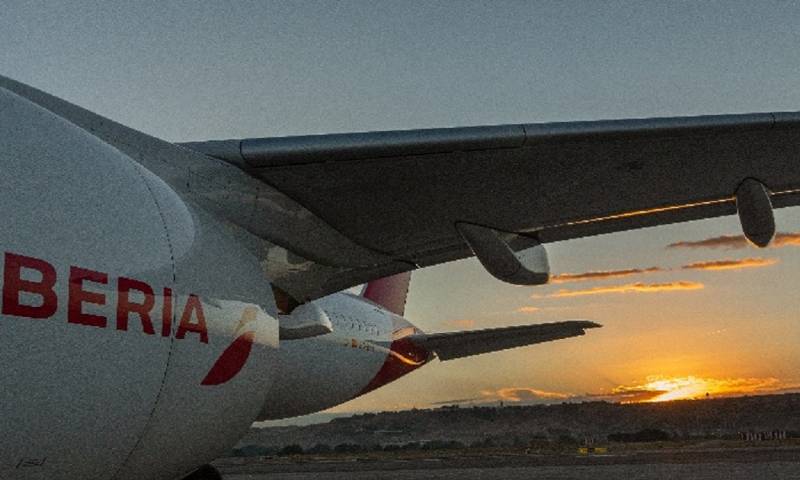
[547,257,776,289]
[602,388,667,403]
[667,234,749,250]
[481,387,571,403]
[543,281,704,298]
[667,232,800,250]
[608,375,798,403]
[681,257,778,271]
[550,267,663,283]
[514,306,540,313]
[429,397,485,406]
[775,232,800,247]
[435,376,800,409]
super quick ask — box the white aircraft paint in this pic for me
[0,83,279,480]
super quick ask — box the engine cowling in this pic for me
[259,293,431,420]
[0,87,279,479]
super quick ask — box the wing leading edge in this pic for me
[182,111,800,277]
[406,321,601,361]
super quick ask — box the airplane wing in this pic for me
[180,114,800,298]
[183,114,800,263]
[4,74,800,302]
[406,321,601,361]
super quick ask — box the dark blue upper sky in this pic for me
[4,1,800,141]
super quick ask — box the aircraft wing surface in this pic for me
[182,112,800,293]
[406,321,601,361]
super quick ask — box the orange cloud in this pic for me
[450,376,800,408]
[681,257,778,271]
[667,232,800,250]
[551,267,663,283]
[482,387,570,402]
[544,281,704,298]
[611,375,796,403]
[514,306,540,313]
[775,232,800,247]
[604,388,667,403]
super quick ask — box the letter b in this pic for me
[2,252,58,319]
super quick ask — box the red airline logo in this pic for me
[1,252,208,342]
[1,251,260,386]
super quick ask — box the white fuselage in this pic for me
[0,87,280,480]
[0,86,430,480]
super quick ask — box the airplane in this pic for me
[0,73,797,480]
[264,271,599,420]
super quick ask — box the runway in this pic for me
[217,446,800,480]
[223,463,800,480]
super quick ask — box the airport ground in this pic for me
[215,443,800,479]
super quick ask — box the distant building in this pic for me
[739,431,787,441]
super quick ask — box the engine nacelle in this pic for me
[0,87,279,479]
[259,293,431,420]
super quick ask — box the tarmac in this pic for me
[216,446,800,479]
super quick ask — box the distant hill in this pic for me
[238,393,800,450]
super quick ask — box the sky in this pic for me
[3,1,799,421]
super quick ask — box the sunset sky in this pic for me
[2,2,799,422]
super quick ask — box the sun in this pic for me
[614,375,787,403]
[640,377,710,402]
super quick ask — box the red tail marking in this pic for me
[362,272,411,316]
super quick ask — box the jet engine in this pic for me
[0,87,279,480]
